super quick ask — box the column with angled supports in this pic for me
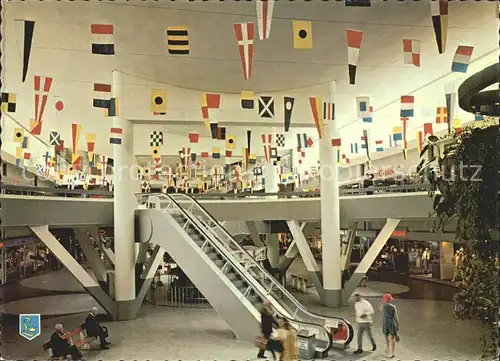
[112,70,137,319]
[320,81,342,307]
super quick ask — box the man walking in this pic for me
[353,293,376,354]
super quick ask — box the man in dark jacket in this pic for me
[50,324,83,360]
[257,302,279,359]
[84,307,110,349]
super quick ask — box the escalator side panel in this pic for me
[138,209,260,342]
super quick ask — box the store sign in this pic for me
[378,167,395,177]
[391,230,407,238]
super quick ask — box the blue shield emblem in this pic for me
[19,314,41,341]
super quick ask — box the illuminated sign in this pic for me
[391,230,407,238]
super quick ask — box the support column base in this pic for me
[321,289,343,308]
[115,300,138,321]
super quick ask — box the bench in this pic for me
[43,325,98,358]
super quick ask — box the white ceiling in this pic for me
[2,0,497,165]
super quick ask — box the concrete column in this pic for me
[439,242,454,280]
[320,81,342,307]
[263,163,279,197]
[112,70,137,320]
[245,221,264,247]
[267,233,280,271]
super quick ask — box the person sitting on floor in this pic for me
[84,307,110,349]
[50,324,83,360]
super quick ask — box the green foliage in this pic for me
[432,124,500,357]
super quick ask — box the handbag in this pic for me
[395,333,400,342]
[254,335,267,350]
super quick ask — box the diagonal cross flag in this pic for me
[49,131,61,146]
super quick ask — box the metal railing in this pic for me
[146,285,210,308]
[148,194,336,353]
[1,182,432,200]
[160,193,354,349]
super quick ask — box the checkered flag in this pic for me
[276,133,285,148]
[150,131,163,147]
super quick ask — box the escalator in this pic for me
[166,193,354,348]
[138,194,353,357]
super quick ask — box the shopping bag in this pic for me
[254,335,267,350]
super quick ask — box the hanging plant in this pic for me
[421,123,500,357]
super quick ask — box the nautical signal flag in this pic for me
[261,133,272,163]
[234,22,255,80]
[400,96,414,118]
[296,133,308,150]
[241,91,255,109]
[323,102,334,121]
[15,147,22,167]
[292,21,312,49]
[104,98,118,117]
[151,89,167,115]
[361,129,371,162]
[166,26,189,55]
[21,136,30,149]
[226,135,236,150]
[13,128,24,142]
[350,142,359,154]
[249,154,257,165]
[392,127,403,142]
[309,97,324,138]
[49,131,60,145]
[356,97,373,123]
[402,39,421,67]
[86,133,96,162]
[416,131,424,153]
[201,151,209,158]
[453,119,462,134]
[1,93,16,112]
[283,96,295,131]
[258,96,275,118]
[375,140,384,152]
[256,0,274,40]
[71,123,82,155]
[32,75,53,135]
[93,83,111,109]
[188,132,200,144]
[22,20,35,83]
[423,122,434,137]
[346,29,363,85]
[401,117,409,160]
[150,131,164,147]
[436,107,448,123]
[91,24,115,55]
[200,93,221,131]
[55,140,65,152]
[212,147,221,159]
[430,0,448,54]
[451,45,474,73]
[225,150,233,158]
[217,126,227,140]
[151,146,160,159]
[331,137,342,147]
[109,127,123,144]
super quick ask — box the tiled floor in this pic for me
[2,295,485,361]
[0,265,484,361]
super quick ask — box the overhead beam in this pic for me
[278,222,316,273]
[30,225,116,318]
[342,218,401,304]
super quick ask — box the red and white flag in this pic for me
[234,23,255,80]
[261,133,272,163]
[346,29,363,85]
[256,0,274,40]
[32,75,53,135]
[403,39,421,67]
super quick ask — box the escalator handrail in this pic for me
[167,192,354,348]
[152,194,334,352]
